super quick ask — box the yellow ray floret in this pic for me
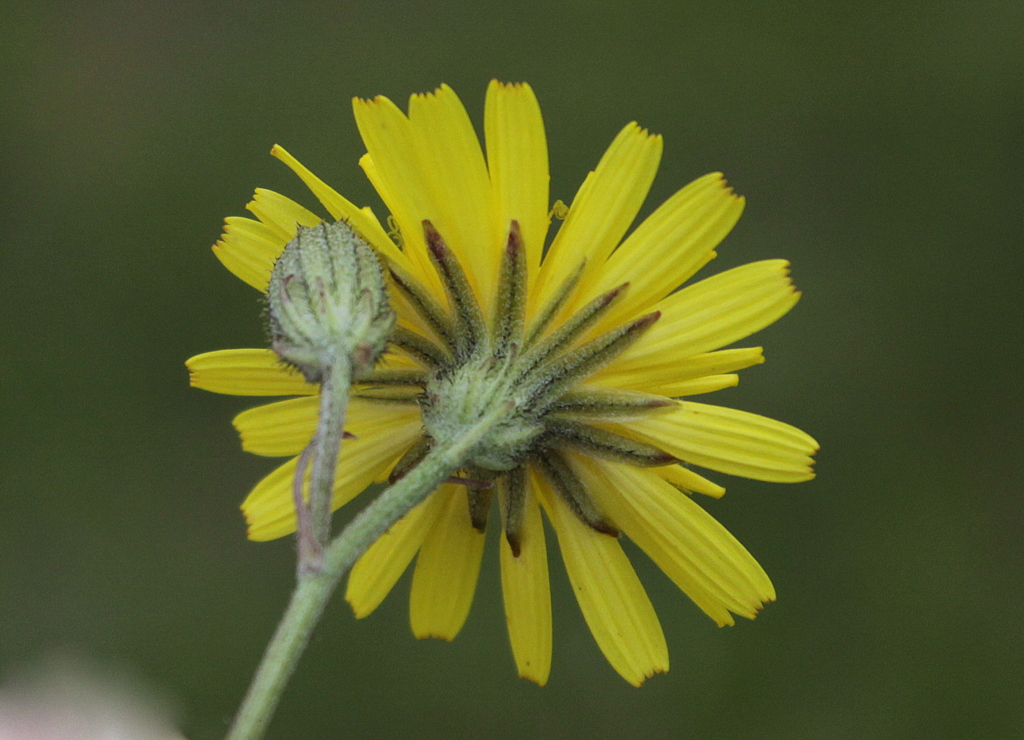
[653,463,727,498]
[584,172,744,333]
[577,456,774,625]
[352,95,440,297]
[536,472,668,686]
[187,349,316,396]
[212,217,282,291]
[410,484,487,641]
[407,85,497,314]
[270,144,409,273]
[592,346,765,394]
[246,188,321,242]
[532,122,662,318]
[608,261,799,374]
[618,402,819,483]
[242,406,422,541]
[347,493,446,619]
[499,469,552,686]
[233,396,318,457]
[484,80,550,284]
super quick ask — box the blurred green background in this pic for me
[2,1,1021,738]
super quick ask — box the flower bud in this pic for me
[266,221,394,383]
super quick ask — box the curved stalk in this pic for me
[224,402,504,740]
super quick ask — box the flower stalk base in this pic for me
[224,404,508,740]
[294,358,350,575]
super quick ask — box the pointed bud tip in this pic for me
[422,220,447,256]
[593,521,620,538]
[506,532,522,558]
[636,311,661,328]
[601,282,630,305]
[505,220,524,255]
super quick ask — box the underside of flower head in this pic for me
[370,218,680,556]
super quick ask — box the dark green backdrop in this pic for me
[2,1,1021,738]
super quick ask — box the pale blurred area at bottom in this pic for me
[0,654,185,740]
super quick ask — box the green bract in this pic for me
[364,219,679,556]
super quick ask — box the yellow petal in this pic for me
[346,491,446,618]
[608,261,799,374]
[535,470,668,686]
[359,154,446,321]
[654,464,726,499]
[575,456,774,625]
[186,349,316,396]
[234,397,419,458]
[211,216,284,291]
[409,484,486,640]
[652,374,740,397]
[245,188,322,242]
[499,470,552,685]
[408,85,496,313]
[593,347,764,392]
[242,457,306,541]
[616,402,819,483]
[233,396,317,456]
[352,96,443,301]
[485,80,550,283]
[358,154,392,219]
[242,407,422,541]
[370,349,426,372]
[584,173,744,334]
[270,144,411,273]
[532,122,662,318]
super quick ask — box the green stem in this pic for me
[293,358,352,575]
[224,408,498,740]
[310,359,352,558]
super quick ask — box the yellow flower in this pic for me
[187,81,818,686]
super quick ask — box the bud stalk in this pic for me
[265,221,395,572]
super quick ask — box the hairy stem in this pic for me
[224,405,502,740]
[299,358,351,573]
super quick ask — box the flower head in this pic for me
[187,81,818,686]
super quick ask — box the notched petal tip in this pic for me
[414,631,457,643]
[632,665,670,688]
[624,120,663,143]
[243,513,279,543]
[707,171,744,200]
[490,78,532,92]
[353,94,389,106]
[411,82,454,104]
